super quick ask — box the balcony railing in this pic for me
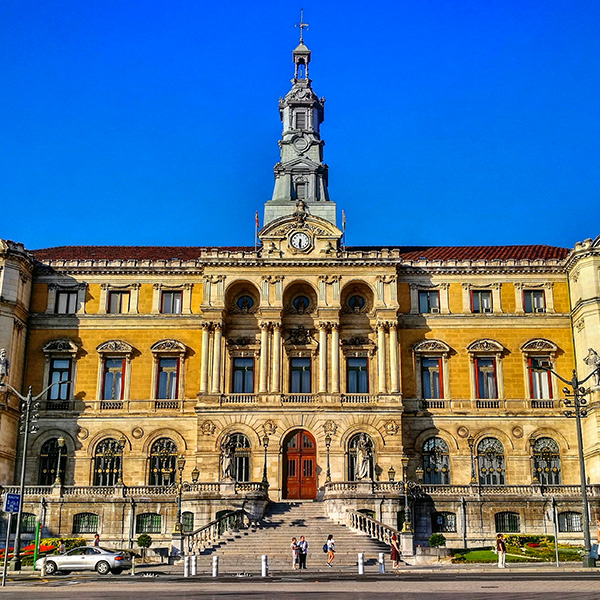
[281,394,314,404]
[340,394,377,404]
[185,509,250,555]
[220,394,256,405]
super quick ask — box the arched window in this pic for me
[93,438,123,486]
[73,513,99,534]
[422,437,450,484]
[230,433,251,482]
[532,437,561,485]
[136,513,162,534]
[38,438,67,485]
[432,511,456,533]
[558,511,582,532]
[348,433,374,481]
[477,438,505,485]
[182,511,195,533]
[148,438,178,486]
[495,511,520,533]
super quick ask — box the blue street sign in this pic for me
[2,494,20,513]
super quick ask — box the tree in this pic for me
[137,533,152,559]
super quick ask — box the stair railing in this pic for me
[184,509,249,555]
[346,510,401,546]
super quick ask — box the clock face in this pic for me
[290,231,310,250]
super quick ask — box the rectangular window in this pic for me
[295,182,306,199]
[558,512,582,533]
[73,513,99,534]
[529,357,552,399]
[108,291,130,314]
[295,111,306,129]
[471,290,492,313]
[432,512,457,533]
[475,357,497,399]
[524,290,545,313]
[182,512,194,533]
[156,358,179,399]
[290,357,311,393]
[419,290,440,314]
[102,358,126,400]
[161,291,182,314]
[55,291,78,314]
[421,357,443,399]
[495,512,520,533]
[347,357,368,393]
[233,358,254,393]
[49,358,72,401]
[135,513,162,534]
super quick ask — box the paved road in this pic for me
[3,569,600,600]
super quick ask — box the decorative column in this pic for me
[377,322,387,394]
[199,323,211,394]
[318,322,328,393]
[271,322,281,393]
[259,322,270,393]
[331,323,340,393]
[389,321,399,393]
[210,323,223,393]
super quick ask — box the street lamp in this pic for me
[116,435,126,486]
[54,436,65,486]
[325,433,332,483]
[261,434,270,485]
[400,455,412,532]
[174,454,186,533]
[467,435,477,484]
[528,435,539,484]
[387,465,395,482]
[0,377,69,571]
[529,360,600,568]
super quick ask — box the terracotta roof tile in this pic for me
[31,244,569,262]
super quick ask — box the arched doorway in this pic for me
[283,430,317,499]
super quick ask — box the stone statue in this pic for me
[220,435,237,480]
[583,348,600,386]
[293,199,309,224]
[355,434,372,481]
[0,349,9,385]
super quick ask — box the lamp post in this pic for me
[325,433,332,483]
[467,435,477,484]
[529,360,600,568]
[116,435,126,486]
[0,378,69,571]
[174,454,186,533]
[529,435,539,484]
[261,434,270,485]
[54,436,65,485]
[400,455,412,532]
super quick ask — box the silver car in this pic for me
[35,546,131,575]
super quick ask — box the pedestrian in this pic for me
[290,537,299,570]
[496,533,506,568]
[297,535,308,569]
[93,533,100,547]
[326,534,335,568]
[390,533,400,569]
[59,539,66,554]
[596,516,600,543]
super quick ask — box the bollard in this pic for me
[261,554,269,578]
[40,557,47,577]
[130,556,136,576]
[212,555,219,578]
[357,552,365,575]
[379,552,385,574]
[191,555,197,576]
[183,555,190,578]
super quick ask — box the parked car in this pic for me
[35,546,132,575]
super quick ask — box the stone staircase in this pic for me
[193,501,392,573]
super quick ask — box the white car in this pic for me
[35,546,131,575]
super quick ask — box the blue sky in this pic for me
[1,1,598,250]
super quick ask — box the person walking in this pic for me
[496,533,506,568]
[290,537,299,570]
[390,533,401,569]
[326,534,335,568]
[93,533,100,547]
[297,535,308,569]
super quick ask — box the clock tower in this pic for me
[263,20,337,228]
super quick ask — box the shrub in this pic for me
[41,537,86,553]
[429,533,446,548]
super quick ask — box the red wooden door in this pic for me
[283,430,317,499]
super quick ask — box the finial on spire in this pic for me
[296,8,309,44]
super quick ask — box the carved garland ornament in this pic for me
[467,339,504,353]
[201,421,217,435]
[384,420,400,436]
[42,339,79,354]
[96,340,134,354]
[413,340,451,354]
[263,420,278,436]
[323,420,338,435]
[150,339,187,353]
[520,339,558,353]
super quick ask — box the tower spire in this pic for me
[296,9,309,44]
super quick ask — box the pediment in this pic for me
[96,340,135,354]
[280,156,321,170]
[521,338,558,353]
[260,213,342,239]
[413,339,451,353]
[467,339,505,353]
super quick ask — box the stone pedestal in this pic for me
[400,531,414,556]
[171,531,184,556]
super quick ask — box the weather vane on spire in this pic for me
[296,8,309,43]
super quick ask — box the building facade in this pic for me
[2,37,600,553]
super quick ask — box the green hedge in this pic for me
[504,534,554,546]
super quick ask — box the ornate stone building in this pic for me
[2,36,600,554]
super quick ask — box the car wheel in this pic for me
[96,560,111,575]
[112,568,123,575]
[45,561,57,575]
